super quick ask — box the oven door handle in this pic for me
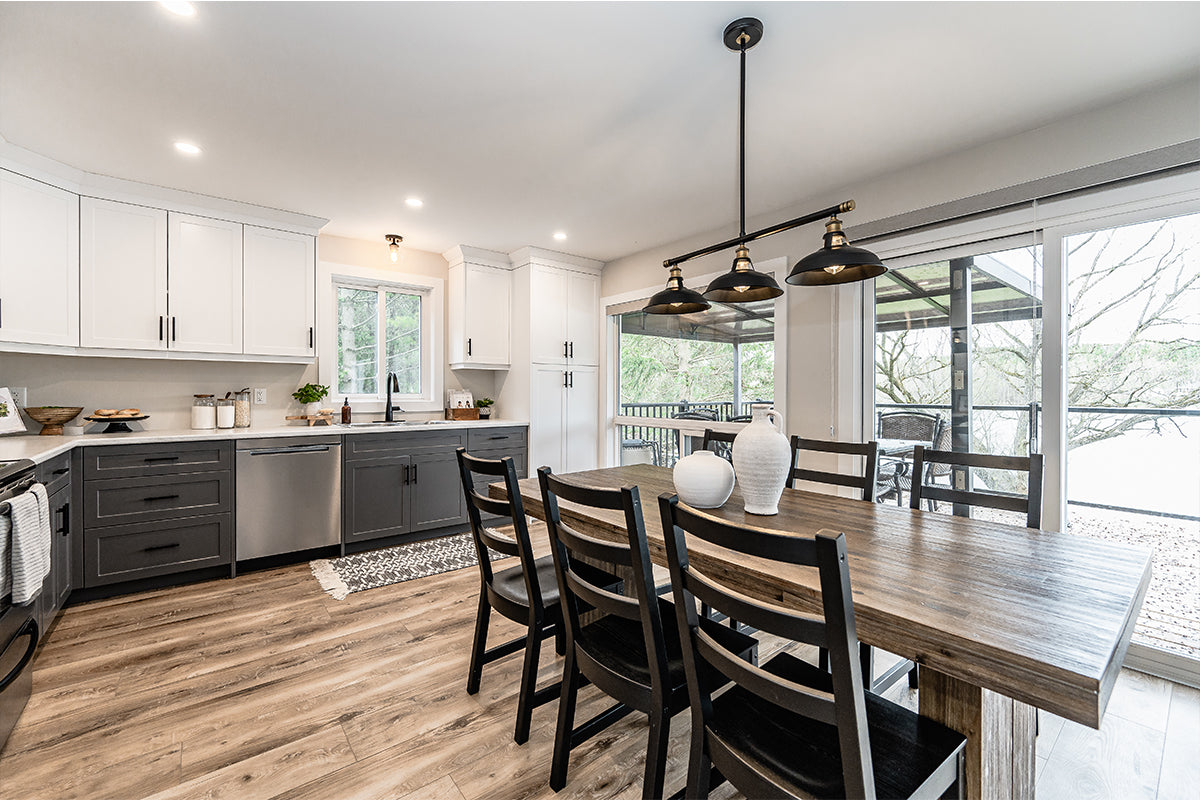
[0,618,38,693]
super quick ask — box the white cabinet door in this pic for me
[168,213,243,353]
[462,263,511,366]
[566,271,599,366]
[530,265,569,364]
[564,366,599,473]
[243,225,314,357]
[80,197,168,350]
[532,364,568,473]
[0,170,79,346]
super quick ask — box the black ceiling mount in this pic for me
[723,17,763,51]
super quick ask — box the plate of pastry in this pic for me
[85,408,149,433]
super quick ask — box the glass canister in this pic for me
[216,398,235,429]
[232,389,252,428]
[191,394,217,430]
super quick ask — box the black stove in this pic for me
[0,459,36,486]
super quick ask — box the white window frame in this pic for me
[317,261,444,412]
[601,256,789,466]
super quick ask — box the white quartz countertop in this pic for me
[0,418,529,464]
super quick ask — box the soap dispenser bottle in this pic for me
[341,397,352,424]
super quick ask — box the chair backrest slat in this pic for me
[564,570,642,620]
[456,448,543,611]
[552,518,633,567]
[694,632,838,726]
[910,446,1044,528]
[699,428,738,452]
[685,567,827,646]
[787,437,879,502]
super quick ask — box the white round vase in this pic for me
[673,450,735,509]
[732,404,791,515]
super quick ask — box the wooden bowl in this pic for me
[23,406,84,436]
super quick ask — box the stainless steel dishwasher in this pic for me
[235,436,342,560]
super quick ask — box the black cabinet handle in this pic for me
[144,456,179,463]
[568,371,574,388]
[412,464,418,484]
[52,468,68,476]
[403,464,410,485]
[488,435,507,440]
[563,341,569,358]
[569,341,574,358]
[142,494,180,502]
[563,371,568,387]
[172,317,177,342]
[143,543,180,553]
[467,338,472,357]
[59,502,69,536]
[159,315,164,341]
[309,326,314,348]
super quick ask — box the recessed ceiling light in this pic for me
[405,197,424,208]
[160,1,196,17]
[174,141,202,156]
[553,231,567,241]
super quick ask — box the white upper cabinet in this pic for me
[566,271,599,366]
[0,170,79,347]
[530,265,571,364]
[446,246,512,369]
[243,225,315,358]
[168,213,243,354]
[80,197,168,350]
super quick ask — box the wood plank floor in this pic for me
[0,555,1195,800]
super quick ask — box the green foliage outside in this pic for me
[337,287,422,397]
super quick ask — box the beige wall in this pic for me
[601,75,1200,444]
[1,234,498,432]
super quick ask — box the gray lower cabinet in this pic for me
[409,450,466,533]
[80,441,233,588]
[344,455,411,544]
[35,452,72,637]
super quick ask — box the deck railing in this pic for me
[618,400,767,467]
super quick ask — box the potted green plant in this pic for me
[292,383,330,417]
[476,397,495,419]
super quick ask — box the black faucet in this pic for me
[384,373,404,422]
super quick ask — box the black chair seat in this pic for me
[710,651,965,799]
[577,605,756,690]
[492,556,620,609]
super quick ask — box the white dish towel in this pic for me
[4,483,51,604]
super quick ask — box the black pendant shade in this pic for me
[702,245,783,302]
[644,266,710,314]
[786,217,887,286]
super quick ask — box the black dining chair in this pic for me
[658,493,967,800]
[456,448,567,745]
[537,467,757,800]
[909,446,1045,529]
[787,437,917,694]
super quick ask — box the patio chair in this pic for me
[621,438,660,466]
[875,411,944,507]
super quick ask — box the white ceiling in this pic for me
[2,2,1199,263]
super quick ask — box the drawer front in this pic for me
[85,473,232,528]
[467,427,527,452]
[85,514,231,586]
[36,452,72,495]
[344,430,467,461]
[83,441,232,479]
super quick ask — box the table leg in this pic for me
[919,668,1037,800]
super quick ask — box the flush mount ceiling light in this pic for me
[646,17,886,315]
[173,141,201,155]
[405,197,424,208]
[553,231,568,241]
[386,234,403,262]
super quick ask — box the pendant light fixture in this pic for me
[702,18,782,304]
[386,234,403,263]
[644,17,886,315]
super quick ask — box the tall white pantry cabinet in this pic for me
[503,247,603,474]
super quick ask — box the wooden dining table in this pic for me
[492,463,1152,800]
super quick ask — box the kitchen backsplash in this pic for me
[0,352,496,432]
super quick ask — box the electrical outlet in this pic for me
[253,388,266,405]
[10,387,27,408]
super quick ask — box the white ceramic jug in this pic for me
[673,449,736,509]
[732,403,791,515]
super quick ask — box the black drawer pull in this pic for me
[488,435,508,440]
[143,543,180,553]
[52,468,69,475]
[142,494,181,502]
[143,456,180,463]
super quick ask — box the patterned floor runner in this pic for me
[310,532,510,600]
